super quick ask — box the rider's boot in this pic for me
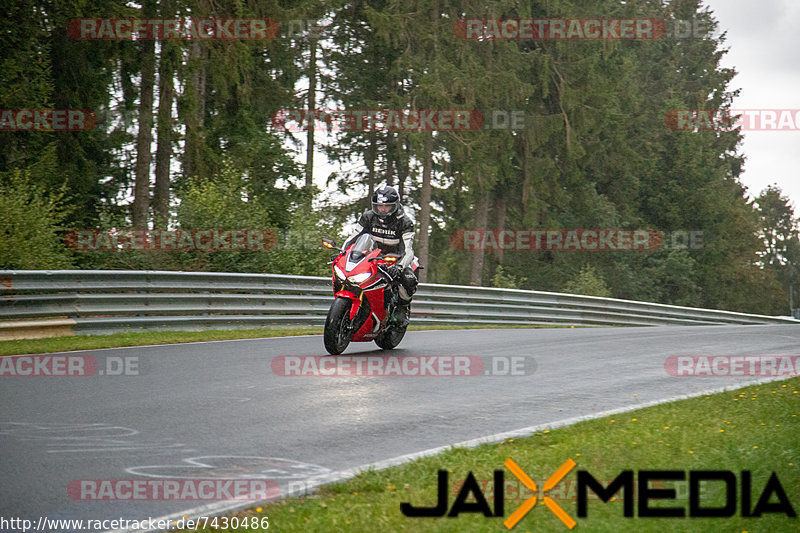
[391,299,411,328]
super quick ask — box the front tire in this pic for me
[324,297,354,355]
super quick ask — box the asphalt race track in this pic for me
[1,325,799,531]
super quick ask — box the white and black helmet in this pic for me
[371,185,400,219]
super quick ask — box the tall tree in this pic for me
[756,185,798,269]
[417,133,434,281]
[132,0,157,229]
[305,35,318,192]
[153,39,177,229]
[0,0,54,178]
[322,0,404,220]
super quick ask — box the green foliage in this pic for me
[490,266,527,290]
[756,184,800,270]
[178,162,273,228]
[645,250,702,308]
[0,169,74,269]
[751,184,800,314]
[268,210,345,277]
[173,162,340,275]
[62,162,341,275]
[173,162,284,273]
[0,0,56,186]
[562,264,612,298]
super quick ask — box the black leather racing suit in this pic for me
[341,206,418,302]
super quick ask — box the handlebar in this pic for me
[376,263,400,281]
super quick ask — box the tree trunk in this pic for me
[521,136,530,209]
[397,136,409,200]
[153,41,175,229]
[385,159,394,187]
[417,132,433,282]
[184,40,206,179]
[305,37,317,195]
[384,137,394,188]
[469,191,489,286]
[494,194,506,265]
[133,0,156,229]
[365,133,377,211]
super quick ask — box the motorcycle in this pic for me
[321,235,420,355]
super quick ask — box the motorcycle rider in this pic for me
[341,184,418,326]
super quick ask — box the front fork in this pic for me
[334,289,362,320]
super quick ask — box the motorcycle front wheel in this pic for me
[324,297,353,355]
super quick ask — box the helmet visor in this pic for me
[373,201,397,217]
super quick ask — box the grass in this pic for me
[0,327,323,356]
[180,377,800,532]
[0,324,570,356]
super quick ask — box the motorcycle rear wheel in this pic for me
[375,323,407,350]
[324,297,353,355]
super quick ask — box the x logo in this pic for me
[504,458,577,530]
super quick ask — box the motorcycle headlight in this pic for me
[349,272,370,283]
[334,265,346,280]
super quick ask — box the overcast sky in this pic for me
[703,0,800,207]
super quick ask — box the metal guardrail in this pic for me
[0,270,797,339]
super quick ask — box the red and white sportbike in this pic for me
[321,235,420,355]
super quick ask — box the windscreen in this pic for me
[348,234,378,262]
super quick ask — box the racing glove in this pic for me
[386,264,401,279]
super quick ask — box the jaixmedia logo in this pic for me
[400,458,796,529]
